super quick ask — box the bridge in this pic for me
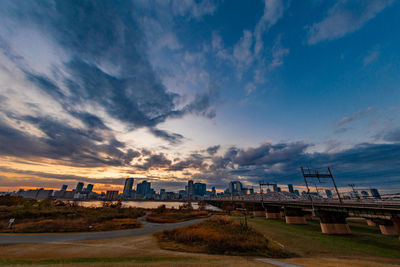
[206,197,400,236]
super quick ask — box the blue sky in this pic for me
[0,0,400,193]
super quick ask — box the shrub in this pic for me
[157,217,274,256]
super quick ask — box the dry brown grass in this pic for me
[156,216,289,257]
[0,197,145,233]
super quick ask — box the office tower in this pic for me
[273,184,278,192]
[211,187,216,195]
[288,184,294,194]
[76,182,84,192]
[85,184,94,193]
[137,181,151,198]
[188,180,194,197]
[249,188,254,194]
[105,190,119,200]
[123,178,134,197]
[61,185,68,191]
[325,189,333,199]
[294,190,300,196]
[370,188,381,199]
[194,183,207,196]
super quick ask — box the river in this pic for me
[75,200,221,210]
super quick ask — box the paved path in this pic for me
[0,216,207,244]
[256,258,304,267]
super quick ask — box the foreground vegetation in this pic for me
[0,196,145,233]
[146,204,209,223]
[156,216,290,257]
[245,217,400,261]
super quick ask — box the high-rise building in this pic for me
[325,189,333,199]
[228,181,243,195]
[294,190,300,196]
[194,183,206,196]
[370,188,381,199]
[76,182,84,192]
[61,185,68,191]
[211,187,216,195]
[188,180,194,198]
[123,178,134,197]
[273,184,278,192]
[136,181,151,198]
[105,190,119,200]
[249,188,254,194]
[288,184,294,194]
[160,189,165,195]
[361,190,369,198]
[85,184,94,193]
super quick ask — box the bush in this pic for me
[157,216,274,256]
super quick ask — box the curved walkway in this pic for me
[0,216,207,244]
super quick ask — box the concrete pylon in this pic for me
[366,219,377,227]
[284,207,307,224]
[265,206,281,219]
[375,218,400,236]
[252,210,266,217]
[317,210,351,235]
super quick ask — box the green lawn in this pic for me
[244,217,400,259]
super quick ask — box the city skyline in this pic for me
[1,1,400,193]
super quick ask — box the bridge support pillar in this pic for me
[375,218,400,236]
[317,210,351,235]
[265,206,281,219]
[252,210,266,217]
[284,207,307,224]
[366,219,377,227]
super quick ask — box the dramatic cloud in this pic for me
[206,145,221,155]
[254,0,286,56]
[336,107,373,127]
[308,0,394,44]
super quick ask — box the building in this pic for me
[228,181,243,195]
[325,189,333,199]
[187,180,194,198]
[361,190,369,198]
[24,188,53,200]
[194,183,206,196]
[123,178,134,197]
[105,190,119,200]
[211,187,216,196]
[294,190,300,196]
[76,182,84,192]
[85,184,94,193]
[370,188,381,199]
[61,185,68,191]
[249,188,254,194]
[136,181,151,198]
[288,184,294,194]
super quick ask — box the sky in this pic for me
[0,0,400,194]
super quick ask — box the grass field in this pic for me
[244,217,400,261]
[0,196,145,233]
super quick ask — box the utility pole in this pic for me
[301,167,343,204]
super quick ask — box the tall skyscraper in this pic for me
[370,188,381,199]
[288,184,294,194]
[188,180,194,197]
[136,181,151,198]
[76,182,84,192]
[325,189,333,199]
[61,185,68,191]
[123,178,134,197]
[194,182,206,196]
[211,187,216,195]
[85,184,94,192]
